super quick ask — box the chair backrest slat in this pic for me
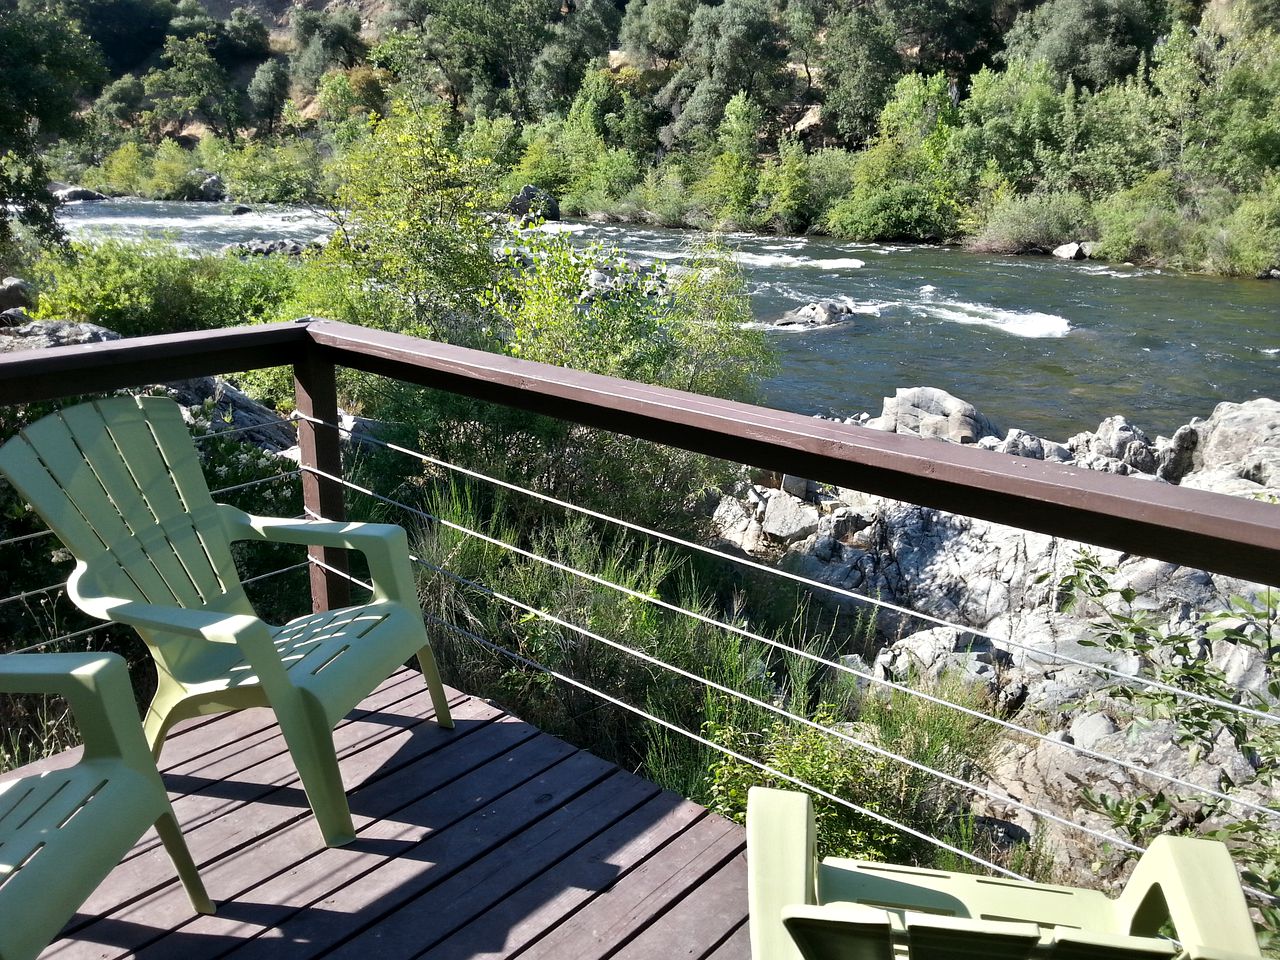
[0,397,243,609]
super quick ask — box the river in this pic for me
[58,199,1280,440]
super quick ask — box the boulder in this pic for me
[53,185,107,202]
[0,276,34,311]
[1,308,30,327]
[0,319,120,352]
[1052,242,1087,260]
[775,299,858,328]
[507,184,560,222]
[865,386,1001,444]
[873,626,1011,689]
[761,494,820,543]
[197,173,226,201]
[1189,398,1280,475]
[231,204,253,215]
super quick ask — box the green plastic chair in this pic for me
[747,787,1263,960]
[0,652,213,960]
[0,395,454,847]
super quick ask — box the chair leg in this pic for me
[154,811,215,915]
[276,700,357,847]
[143,682,194,761]
[416,645,454,730]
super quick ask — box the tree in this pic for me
[144,34,245,141]
[819,5,905,146]
[779,0,827,93]
[656,0,789,148]
[529,0,621,113]
[223,8,270,62]
[1003,0,1162,90]
[619,0,699,66]
[0,0,103,251]
[291,8,366,89]
[63,0,170,74]
[248,60,291,137]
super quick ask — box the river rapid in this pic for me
[59,199,1280,440]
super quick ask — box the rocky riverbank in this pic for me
[711,385,1279,882]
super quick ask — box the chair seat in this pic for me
[224,601,426,724]
[1,764,161,898]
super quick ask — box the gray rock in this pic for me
[507,184,560,222]
[1156,423,1198,483]
[53,185,107,202]
[0,319,120,351]
[762,495,821,543]
[1,307,29,326]
[781,474,813,499]
[197,174,226,201]
[995,428,1045,459]
[1068,711,1118,749]
[865,387,1001,444]
[0,277,33,311]
[231,204,252,215]
[874,626,1010,688]
[1190,398,1280,474]
[1052,242,1087,260]
[776,299,858,328]
[167,378,297,452]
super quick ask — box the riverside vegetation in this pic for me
[1,0,1278,942]
[3,0,1280,276]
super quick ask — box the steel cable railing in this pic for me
[308,464,1221,859]
[302,461,1280,825]
[297,413,1280,731]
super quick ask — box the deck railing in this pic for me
[2,317,1279,883]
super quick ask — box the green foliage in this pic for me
[1060,551,1280,944]
[819,6,905,146]
[655,0,789,149]
[144,33,244,141]
[31,240,297,337]
[707,673,1002,866]
[969,190,1095,253]
[0,0,103,252]
[248,60,291,137]
[1002,0,1163,90]
[755,134,811,233]
[1093,171,1195,264]
[300,99,499,342]
[291,7,365,91]
[693,92,765,226]
[64,0,170,74]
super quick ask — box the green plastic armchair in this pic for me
[0,652,213,960]
[0,395,453,847]
[747,787,1263,960]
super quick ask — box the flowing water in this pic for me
[59,199,1280,440]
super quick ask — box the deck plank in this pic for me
[27,672,751,960]
[420,793,707,960]
[320,769,663,960]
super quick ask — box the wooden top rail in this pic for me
[2,318,1277,585]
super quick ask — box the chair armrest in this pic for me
[0,652,154,769]
[1117,835,1261,958]
[749,787,819,960]
[218,506,419,605]
[68,569,292,693]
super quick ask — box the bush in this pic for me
[31,241,297,336]
[1205,177,1280,276]
[968,190,1094,253]
[825,181,955,241]
[805,148,861,227]
[1093,171,1196,265]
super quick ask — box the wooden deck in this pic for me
[23,668,751,960]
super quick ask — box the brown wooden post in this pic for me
[294,340,351,612]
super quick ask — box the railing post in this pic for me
[294,341,350,613]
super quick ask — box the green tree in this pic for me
[63,0,170,74]
[657,0,789,148]
[144,34,245,141]
[0,0,103,252]
[529,0,621,114]
[291,8,366,90]
[1003,0,1163,90]
[223,7,270,63]
[619,0,699,66]
[819,5,905,146]
[247,60,291,138]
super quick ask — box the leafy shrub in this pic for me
[968,190,1094,253]
[805,148,861,227]
[1205,177,1280,276]
[1093,171,1195,265]
[825,181,956,241]
[31,241,297,336]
